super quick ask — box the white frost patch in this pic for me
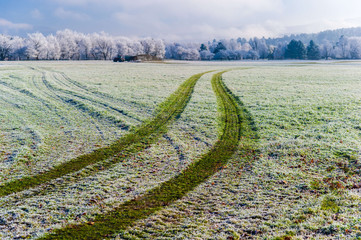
[349,189,361,198]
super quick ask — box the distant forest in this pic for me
[2,27,361,61]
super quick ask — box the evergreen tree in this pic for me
[306,40,321,60]
[199,43,208,51]
[213,42,226,54]
[285,39,306,59]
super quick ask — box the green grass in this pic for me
[0,71,211,197]
[115,62,361,239]
[38,71,257,239]
[2,61,361,239]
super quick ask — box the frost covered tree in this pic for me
[114,37,144,57]
[165,43,199,60]
[247,50,260,60]
[227,39,242,51]
[128,41,145,56]
[208,39,218,53]
[321,40,334,59]
[213,50,229,60]
[177,47,200,60]
[249,37,268,59]
[164,42,179,59]
[273,42,287,60]
[141,38,165,59]
[237,37,247,45]
[0,35,13,60]
[56,29,79,60]
[46,34,61,60]
[199,50,214,60]
[6,27,361,61]
[91,32,115,60]
[26,32,47,60]
[348,37,361,59]
[141,38,155,56]
[114,38,130,57]
[336,35,349,59]
[213,42,227,54]
[76,33,92,60]
[10,36,27,60]
[153,39,165,58]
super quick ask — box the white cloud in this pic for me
[0,18,32,30]
[318,18,361,31]
[16,0,361,41]
[54,7,90,21]
[151,23,284,42]
[114,0,283,19]
[51,0,283,16]
[282,18,361,36]
[31,9,42,19]
[111,0,285,41]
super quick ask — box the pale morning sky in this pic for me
[1,0,361,41]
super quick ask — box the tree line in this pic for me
[168,35,361,60]
[1,28,361,61]
[0,29,165,61]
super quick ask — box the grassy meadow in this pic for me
[0,60,361,239]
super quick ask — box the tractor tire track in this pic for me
[40,72,130,130]
[57,71,153,116]
[163,134,185,162]
[42,67,152,117]
[0,91,22,109]
[3,127,42,164]
[51,72,142,123]
[0,71,212,197]
[39,70,257,240]
[40,72,110,138]
[30,75,71,125]
[0,80,53,111]
[30,66,142,124]
[0,105,42,165]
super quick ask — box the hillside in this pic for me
[266,27,361,44]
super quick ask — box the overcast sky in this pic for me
[1,0,361,41]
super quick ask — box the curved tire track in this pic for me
[41,67,153,118]
[39,72,131,130]
[29,67,141,125]
[56,71,153,115]
[39,71,257,239]
[50,72,142,123]
[40,72,110,138]
[0,71,211,197]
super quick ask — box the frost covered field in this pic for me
[1,60,361,239]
